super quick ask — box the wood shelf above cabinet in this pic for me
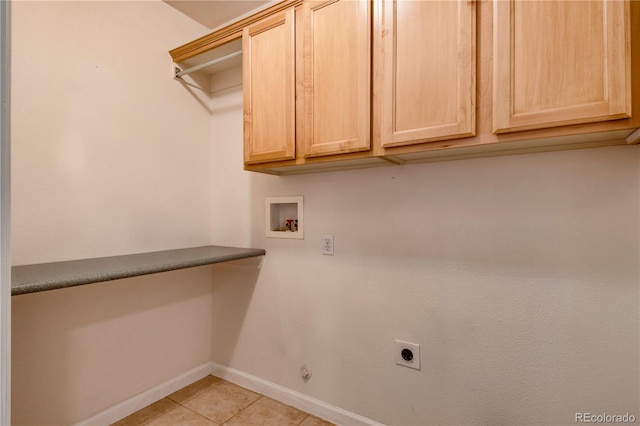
[169,0,302,63]
[169,1,302,83]
[174,38,243,78]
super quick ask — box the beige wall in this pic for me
[12,267,214,425]
[210,82,640,425]
[11,2,215,424]
[11,0,213,265]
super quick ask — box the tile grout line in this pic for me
[170,378,227,425]
[298,413,312,425]
[175,401,223,426]
[113,376,333,426]
[219,394,266,425]
[219,391,315,426]
[167,377,226,406]
[138,399,182,426]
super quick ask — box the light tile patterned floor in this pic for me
[111,375,334,426]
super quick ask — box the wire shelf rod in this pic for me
[174,50,242,79]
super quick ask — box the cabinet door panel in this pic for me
[300,0,371,158]
[493,0,631,134]
[243,10,295,164]
[378,0,476,148]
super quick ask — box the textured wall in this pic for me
[10,2,214,424]
[209,80,640,425]
[11,0,213,265]
[12,268,214,425]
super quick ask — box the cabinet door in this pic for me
[377,0,476,148]
[243,10,295,164]
[493,0,631,134]
[299,0,371,158]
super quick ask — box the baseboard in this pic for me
[75,362,212,426]
[210,362,384,426]
[75,361,384,426]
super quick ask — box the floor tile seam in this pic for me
[297,413,313,425]
[220,394,266,425]
[178,388,262,425]
[215,386,311,425]
[223,383,263,411]
[242,393,266,411]
[168,377,226,406]
[139,399,182,426]
[257,394,312,424]
[226,397,314,426]
[171,402,223,426]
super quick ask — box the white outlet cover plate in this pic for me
[395,340,420,370]
[322,234,334,255]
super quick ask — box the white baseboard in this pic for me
[75,362,212,426]
[75,361,384,426]
[210,362,385,426]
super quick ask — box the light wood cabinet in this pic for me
[375,0,638,167]
[298,0,371,157]
[374,0,476,148]
[171,0,639,175]
[243,0,371,166]
[243,10,295,164]
[493,0,631,134]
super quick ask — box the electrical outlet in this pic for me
[395,340,420,370]
[322,234,334,255]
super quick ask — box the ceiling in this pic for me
[163,0,274,30]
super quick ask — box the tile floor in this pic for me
[112,375,335,426]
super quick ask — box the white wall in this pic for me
[11,0,213,265]
[10,2,216,424]
[12,268,214,425]
[210,79,640,425]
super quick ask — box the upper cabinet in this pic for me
[374,0,476,148]
[170,0,639,175]
[298,0,371,158]
[493,0,631,134]
[242,0,374,168]
[243,10,295,164]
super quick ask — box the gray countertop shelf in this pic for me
[11,245,266,296]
